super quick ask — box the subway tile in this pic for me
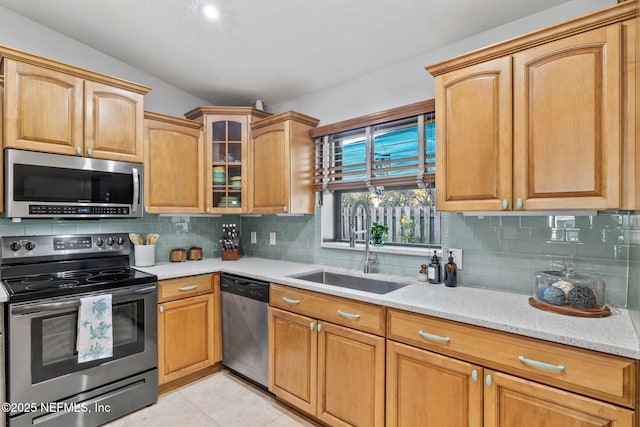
[509,239,542,254]
[520,216,551,228]
[541,242,578,257]
[463,216,493,227]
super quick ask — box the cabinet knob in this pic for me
[310,322,314,331]
[502,199,509,209]
[206,207,211,213]
[283,206,288,213]
[486,374,492,386]
[144,206,149,212]
[517,198,523,209]
[472,369,478,382]
[76,147,82,155]
[87,148,93,156]
[159,306,164,313]
[317,323,322,332]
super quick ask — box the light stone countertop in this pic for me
[0,283,8,303]
[136,256,640,359]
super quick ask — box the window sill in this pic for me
[321,241,437,257]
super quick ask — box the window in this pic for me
[312,100,440,249]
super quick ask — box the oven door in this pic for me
[7,283,157,409]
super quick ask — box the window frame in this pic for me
[314,100,441,253]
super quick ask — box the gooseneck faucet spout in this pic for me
[349,200,376,274]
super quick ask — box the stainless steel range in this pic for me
[1,233,158,427]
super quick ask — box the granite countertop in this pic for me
[138,257,640,359]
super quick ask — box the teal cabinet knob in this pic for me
[502,199,508,209]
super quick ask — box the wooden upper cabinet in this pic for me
[84,80,144,162]
[435,57,512,211]
[250,111,319,214]
[3,60,83,155]
[143,111,204,214]
[184,107,271,214]
[427,2,637,211]
[513,26,621,210]
[1,47,150,161]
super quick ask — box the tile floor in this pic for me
[104,370,316,427]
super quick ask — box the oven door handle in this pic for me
[11,285,156,315]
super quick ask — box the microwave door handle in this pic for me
[11,285,156,315]
[131,167,140,214]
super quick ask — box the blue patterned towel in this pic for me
[77,294,113,363]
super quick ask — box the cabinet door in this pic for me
[144,115,204,213]
[484,370,634,427]
[84,80,144,162]
[268,307,317,415]
[251,121,289,213]
[386,340,482,427]
[158,293,215,385]
[435,56,513,211]
[3,59,83,155]
[205,115,248,213]
[513,25,621,210]
[317,321,385,427]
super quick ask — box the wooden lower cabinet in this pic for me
[269,307,385,426]
[157,274,221,388]
[484,370,635,427]
[387,339,635,427]
[386,340,483,427]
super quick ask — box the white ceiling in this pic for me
[0,0,575,107]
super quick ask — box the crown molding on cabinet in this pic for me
[0,45,151,94]
[426,1,637,76]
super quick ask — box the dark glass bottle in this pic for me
[444,251,458,287]
[427,251,441,284]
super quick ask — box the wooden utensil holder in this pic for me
[221,249,239,261]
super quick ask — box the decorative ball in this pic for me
[543,286,566,306]
[535,286,548,301]
[552,280,574,296]
[567,286,597,309]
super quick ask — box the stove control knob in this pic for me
[95,238,104,247]
[9,241,21,251]
[106,237,115,246]
[116,236,125,246]
[24,241,36,251]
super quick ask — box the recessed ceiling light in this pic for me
[203,5,220,20]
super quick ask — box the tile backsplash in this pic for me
[0,209,635,310]
[242,208,637,308]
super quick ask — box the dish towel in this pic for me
[77,294,113,363]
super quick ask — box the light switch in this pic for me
[251,231,257,244]
[269,232,276,245]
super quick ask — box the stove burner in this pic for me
[25,280,80,290]
[21,277,54,284]
[57,271,92,279]
[87,273,134,283]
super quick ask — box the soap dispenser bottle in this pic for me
[444,251,458,287]
[427,251,441,284]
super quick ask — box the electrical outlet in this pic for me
[269,232,276,245]
[250,231,257,244]
[447,248,463,270]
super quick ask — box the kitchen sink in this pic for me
[289,271,409,294]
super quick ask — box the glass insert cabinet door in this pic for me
[206,115,248,212]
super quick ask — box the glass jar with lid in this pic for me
[533,259,606,314]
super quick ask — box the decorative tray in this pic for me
[528,297,611,318]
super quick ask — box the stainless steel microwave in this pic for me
[5,149,143,220]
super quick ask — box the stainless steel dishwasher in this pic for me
[220,273,270,389]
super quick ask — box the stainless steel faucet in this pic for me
[349,200,377,273]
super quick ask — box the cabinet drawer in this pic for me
[270,284,385,336]
[387,308,637,408]
[159,274,214,302]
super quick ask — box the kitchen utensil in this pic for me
[187,247,203,261]
[170,248,187,262]
[129,233,143,245]
[146,233,160,245]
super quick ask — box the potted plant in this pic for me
[370,222,388,247]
